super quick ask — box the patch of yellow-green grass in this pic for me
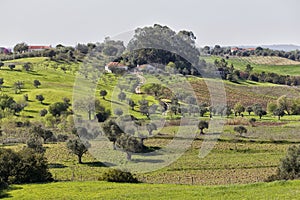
[4,180,300,200]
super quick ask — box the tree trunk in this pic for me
[78,155,82,164]
[113,141,116,150]
[200,129,204,135]
[126,152,132,161]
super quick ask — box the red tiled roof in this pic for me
[28,46,51,50]
[106,62,127,68]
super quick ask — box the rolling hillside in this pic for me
[202,56,300,76]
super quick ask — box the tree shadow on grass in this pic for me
[82,161,111,167]
[105,99,123,106]
[131,158,164,163]
[1,186,23,199]
[48,163,67,169]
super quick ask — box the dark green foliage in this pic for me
[8,64,15,70]
[57,134,69,142]
[33,80,41,88]
[234,126,247,136]
[40,109,48,117]
[273,108,285,120]
[246,106,253,115]
[100,169,138,183]
[116,134,144,160]
[30,125,54,142]
[13,81,24,94]
[249,118,256,126]
[36,95,45,104]
[199,106,208,117]
[0,78,4,89]
[13,42,29,53]
[234,102,245,116]
[67,139,91,164]
[198,120,209,134]
[114,108,123,116]
[0,148,53,186]
[23,62,33,71]
[100,90,107,99]
[146,123,157,136]
[26,136,45,153]
[102,120,123,149]
[268,145,300,181]
[0,94,26,115]
[118,92,126,101]
[127,99,136,110]
[138,99,149,118]
[48,102,69,116]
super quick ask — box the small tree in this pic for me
[33,80,41,88]
[273,108,285,120]
[26,136,45,153]
[23,94,29,101]
[234,102,245,116]
[118,91,126,101]
[0,78,4,90]
[116,134,144,160]
[249,118,256,127]
[100,90,108,100]
[48,102,69,116]
[114,108,123,117]
[36,95,45,104]
[199,106,208,117]
[23,63,33,72]
[40,109,48,117]
[8,64,15,70]
[198,120,209,135]
[146,123,157,136]
[234,126,247,137]
[128,99,136,110]
[139,99,149,118]
[67,139,91,164]
[246,106,253,115]
[13,81,24,94]
[102,120,123,150]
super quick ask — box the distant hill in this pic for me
[237,44,300,52]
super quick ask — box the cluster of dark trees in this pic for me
[0,145,53,189]
[211,58,300,86]
[201,45,300,61]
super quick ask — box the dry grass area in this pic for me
[236,56,300,66]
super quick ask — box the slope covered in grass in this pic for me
[4,180,300,200]
[202,56,300,76]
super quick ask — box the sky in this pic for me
[1,0,299,48]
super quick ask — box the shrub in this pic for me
[268,145,300,181]
[0,148,53,186]
[99,169,138,183]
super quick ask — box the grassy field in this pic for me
[202,55,300,76]
[3,180,300,200]
[1,56,300,199]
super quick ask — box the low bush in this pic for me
[99,169,138,183]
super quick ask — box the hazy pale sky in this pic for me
[1,0,299,47]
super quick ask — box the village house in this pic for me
[105,62,128,73]
[28,45,52,52]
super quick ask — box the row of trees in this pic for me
[201,45,300,61]
[212,58,300,86]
